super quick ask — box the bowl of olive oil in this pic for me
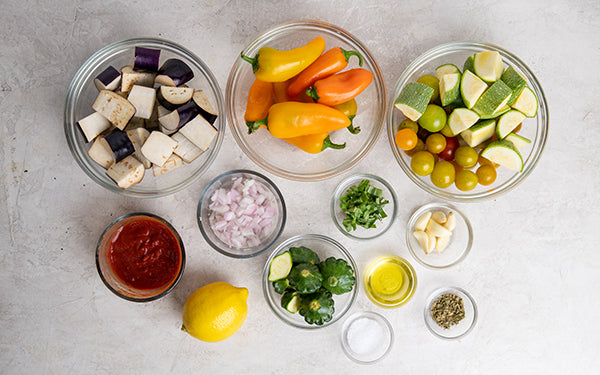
[363,256,417,308]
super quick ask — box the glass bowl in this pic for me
[340,311,394,364]
[64,38,225,197]
[96,213,185,302]
[331,173,397,240]
[197,169,286,258]
[262,234,359,329]
[424,286,478,339]
[406,202,473,269]
[226,20,386,181]
[387,41,548,201]
[363,255,417,308]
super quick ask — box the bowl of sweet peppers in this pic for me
[226,20,386,181]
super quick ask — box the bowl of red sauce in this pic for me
[96,213,185,302]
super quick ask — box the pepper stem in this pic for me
[340,48,364,66]
[346,115,360,134]
[305,87,320,102]
[246,116,268,134]
[321,135,346,151]
[240,52,259,73]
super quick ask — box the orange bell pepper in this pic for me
[305,68,373,106]
[244,79,273,129]
[284,133,345,154]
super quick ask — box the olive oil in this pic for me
[364,256,416,307]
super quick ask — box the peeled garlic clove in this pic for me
[431,211,447,224]
[443,212,456,231]
[426,230,436,254]
[436,235,450,253]
[413,230,431,254]
[414,211,432,232]
[426,218,452,238]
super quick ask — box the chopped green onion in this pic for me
[339,179,389,232]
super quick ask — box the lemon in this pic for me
[181,281,248,342]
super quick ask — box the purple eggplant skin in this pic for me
[174,101,198,128]
[103,129,135,163]
[155,59,194,86]
[94,66,121,91]
[133,47,161,72]
[197,107,217,125]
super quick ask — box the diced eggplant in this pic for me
[106,155,145,189]
[127,85,156,119]
[152,154,183,176]
[140,130,178,167]
[158,101,198,131]
[132,47,161,72]
[172,132,204,163]
[121,66,156,92]
[92,90,136,130]
[103,129,135,163]
[126,128,152,169]
[144,104,160,130]
[154,58,194,87]
[192,90,218,124]
[179,115,218,151]
[156,86,194,111]
[77,112,112,142]
[94,66,121,91]
[88,137,115,169]
[124,117,145,131]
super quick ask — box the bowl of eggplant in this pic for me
[64,38,225,197]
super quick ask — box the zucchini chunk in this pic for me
[94,66,121,91]
[268,251,293,282]
[92,90,135,130]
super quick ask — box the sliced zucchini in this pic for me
[460,119,496,147]
[394,82,434,121]
[476,104,511,120]
[463,55,475,74]
[439,73,461,106]
[481,139,524,172]
[472,80,512,117]
[448,108,480,135]
[510,86,538,117]
[496,109,526,139]
[504,132,531,150]
[268,251,293,282]
[501,66,527,106]
[460,70,488,109]
[435,63,461,79]
[281,291,301,313]
[473,51,504,82]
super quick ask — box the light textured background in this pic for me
[1,0,599,373]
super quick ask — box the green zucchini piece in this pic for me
[461,70,488,109]
[463,55,475,74]
[439,72,462,106]
[474,51,504,82]
[448,107,480,135]
[505,132,531,150]
[472,80,512,116]
[435,63,461,79]
[481,139,524,172]
[510,86,538,117]
[501,66,527,106]
[268,251,292,282]
[394,82,434,121]
[281,291,301,313]
[460,119,496,148]
[496,109,526,139]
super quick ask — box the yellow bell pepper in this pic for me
[241,37,326,82]
[333,98,360,134]
[284,133,345,154]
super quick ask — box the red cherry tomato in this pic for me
[438,136,459,161]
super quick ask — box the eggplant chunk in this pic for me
[192,90,218,124]
[94,66,121,91]
[155,58,194,86]
[179,115,218,151]
[106,155,145,189]
[156,86,194,111]
[140,130,178,167]
[172,132,204,163]
[121,66,156,92]
[88,137,115,169]
[132,47,161,72]
[126,128,152,169]
[127,85,156,119]
[158,101,198,131]
[102,129,135,163]
[77,112,112,142]
[152,154,183,176]
[92,90,135,130]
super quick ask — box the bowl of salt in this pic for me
[340,311,393,364]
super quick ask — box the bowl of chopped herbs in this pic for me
[330,173,398,240]
[424,286,478,339]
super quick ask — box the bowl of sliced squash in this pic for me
[262,234,358,329]
[387,41,548,202]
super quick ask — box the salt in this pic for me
[346,317,384,355]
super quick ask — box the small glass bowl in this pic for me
[226,20,386,181]
[331,173,398,240]
[424,286,478,340]
[197,169,286,259]
[363,255,417,308]
[406,202,473,269]
[96,213,185,302]
[387,41,548,201]
[262,234,359,329]
[64,38,225,197]
[341,311,394,364]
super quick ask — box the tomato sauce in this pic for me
[108,218,182,290]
